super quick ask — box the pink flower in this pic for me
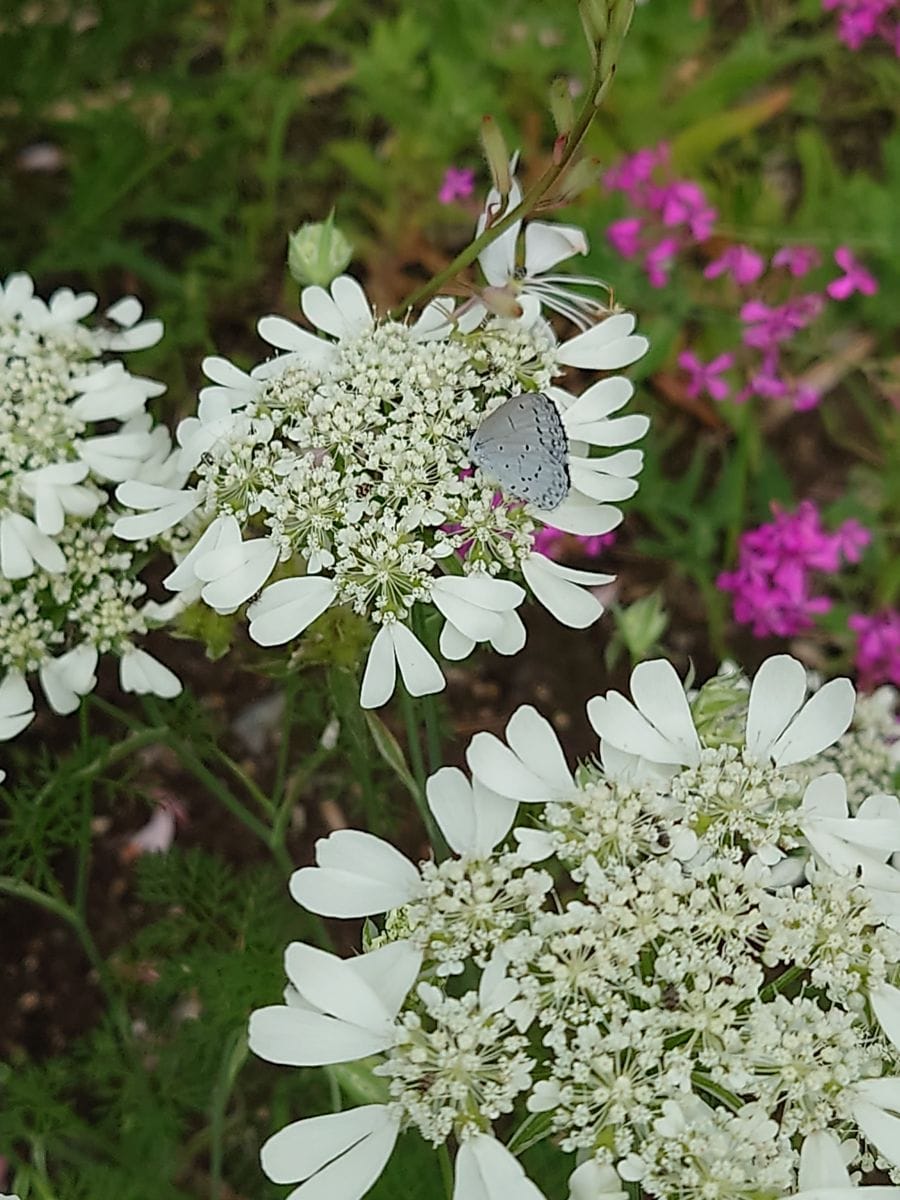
[791,383,821,411]
[606,216,643,258]
[772,245,822,277]
[678,349,735,401]
[704,245,766,286]
[659,181,717,240]
[644,236,679,288]
[604,144,670,196]
[438,166,476,205]
[719,501,869,640]
[827,246,878,299]
[850,610,900,689]
[740,295,822,349]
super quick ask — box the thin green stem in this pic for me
[389,49,616,318]
[209,1030,249,1200]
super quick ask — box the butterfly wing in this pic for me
[469,392,570,510]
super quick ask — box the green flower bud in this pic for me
[287,213,353,287]
[690,663,751,749]
[613,591,669,665]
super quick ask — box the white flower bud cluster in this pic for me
[0,273,182,742]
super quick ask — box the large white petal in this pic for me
[852,1092,900,1168]
[744,655,807,761]
[390,622,445,698]
[557,314,649,371]
[410,296,456,341]
[248,576,336,645]
[260,1106,398,1186]
[466,732,553,803]
[0,512,65,578]
[522,553,608,629]
[426,766,477,856]
[629,660,701,767]
[0,671,35,740]
[431,588,503,642]
[346,941,422,1019]
[284,942,394,1028]
[359,626,396,709]
[453,1135,546,1200]
[118,648,182,699]
[257,315,336,366]
[164,515,240,592]
[529,497,622,536]
[440,620,477,661]
[568,1161,628,1200]
[248,1005,394,1065]
[587,692,693,766]
[872,982,900,1054]
[524,221,588,276]
[770,677,855,766]
[796,1130,852,1191]
[476,177,523,287]
[262,1104,400,1200]
[294,829,421,915]
[558,377,634,424]
[491,610,527,655]
[39,644,98,715]
[198,537,280,611]
[331,276,373,335]
[505,705,573,794]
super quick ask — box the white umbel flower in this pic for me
[114,258,649,705]
[0,271,167,578]
[253,654,900,1200]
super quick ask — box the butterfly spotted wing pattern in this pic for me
[468,391,570,510]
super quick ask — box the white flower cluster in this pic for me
[250,655,900,1200]
[0,273,182,749]
[113,191,650,707]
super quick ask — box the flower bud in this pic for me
[690,663,751,749]
[613,591,668,665]
[287,213,353,288]
[480,115,512,202]
[549,77,576,138]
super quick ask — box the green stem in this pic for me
[209,1030,249,1200]
[389,49,617,318]
[398,688,445,853]
[438,1144,454,1200]
[691,1073,742,1113]
[758,964,805,1001]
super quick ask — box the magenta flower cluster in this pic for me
[850,610,900,689]
[823,0,900,54]
[678,243,876,410]
[717,500,870,638]
[604,144,878,412]
[604,143,717,288]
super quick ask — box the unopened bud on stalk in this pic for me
[579,0,609,43]
[549,77,576,138]
[541,157,600,207]
[600,0,636,78]
[287,213,353,287]
[480,116,512,203]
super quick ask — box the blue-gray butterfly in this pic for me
[468,391,570,510]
